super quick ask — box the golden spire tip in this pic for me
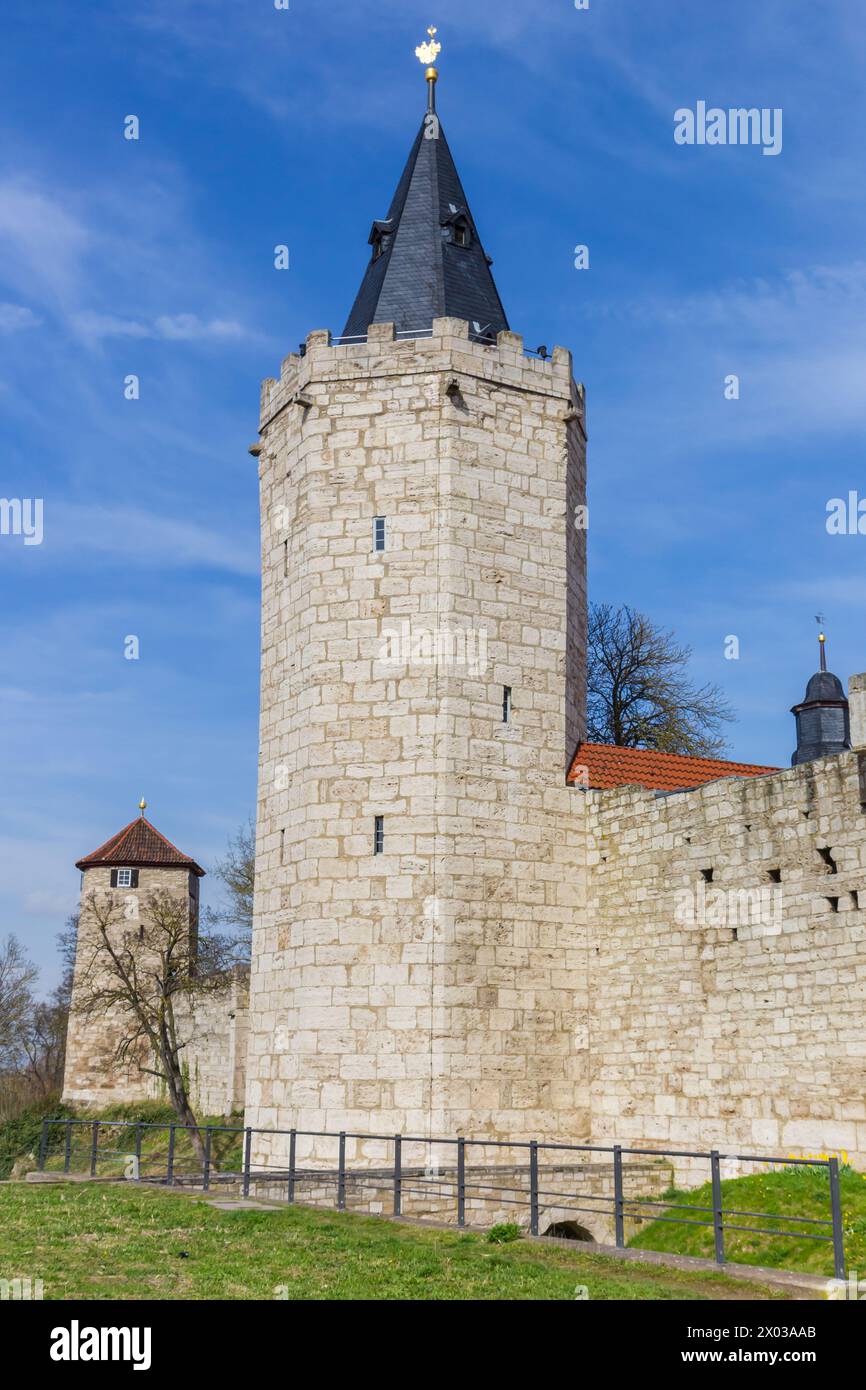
[139,797,147,815]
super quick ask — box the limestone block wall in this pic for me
[585,751,866,1169]
[173,969,250,1117]
[63,864,249,1116]
[849,673,866,749]
[246,318,589,1164]
[63,865,193,1107]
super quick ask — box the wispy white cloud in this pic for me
[0,502,257,577]
[0,302,41,332]
[39,503,259,577]
[0,174,257,352]
[155,313,247,341]
[71,309,249,344]
[587,261,866,448]
[0,182,92,333]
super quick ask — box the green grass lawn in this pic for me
[630,1164,866,1277]
[0,1181,793,1301]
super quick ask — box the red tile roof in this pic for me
[568,743,779,793]
[76,816,205,876]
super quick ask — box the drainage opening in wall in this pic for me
[543,1221,595,1243]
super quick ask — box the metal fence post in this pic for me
[202,1127,212,1192]
[529,1141,539,1237]
[457,1137,466,1227]
[288,1129,296,1204]
[134,1122,143,1177]
[828,1157,846,1280]
[38,1118,49,1171]
[243,1127,252,1198]
[393,1135,402,1218]
[63,1120,72,1174]
[337,1132,346,1210]
[167,1124,176,1185]
[710,1150,725,1265]
[90,1119,99,1177]
[613,1145,625,1248]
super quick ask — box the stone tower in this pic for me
[62,807,204,1106]
[245,56,588,1165]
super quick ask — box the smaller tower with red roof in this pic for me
[62,801,205,1106]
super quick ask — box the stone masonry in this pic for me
[63,861,248,1117]
[245,319,589,1171]
[585,749,866,1171]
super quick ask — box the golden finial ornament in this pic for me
[139,797,147,816]
[415,25,442,66]
[416,26,442,113]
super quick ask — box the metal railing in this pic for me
[37,1119,847,1279]
[325,329,550,357]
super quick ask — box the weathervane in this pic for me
[416,25,442,114]
[815,614,828,673]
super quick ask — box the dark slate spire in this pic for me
[791,630,852,766]
[342,59,509,342]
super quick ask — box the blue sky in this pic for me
[3,0,865,988]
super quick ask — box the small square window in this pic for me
[373,517,386,552]
[116,868,133,888]
[374,816,384,855]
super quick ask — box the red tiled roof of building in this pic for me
[75,816,205,876]
[568,742,779,793]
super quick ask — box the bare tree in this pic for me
[72,890,239,1162]
[206,818,255,953]
[586,602,735,756]
[0,936,38,1071]
[20,915,78,1096]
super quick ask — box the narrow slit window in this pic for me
[374,816,384,855]
[373,516,386,552]
[283,539,289,577]
[280,829,285,865]
[502,686,512,724]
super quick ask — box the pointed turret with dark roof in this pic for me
[342,46,509,342]
[791,629,852,766]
